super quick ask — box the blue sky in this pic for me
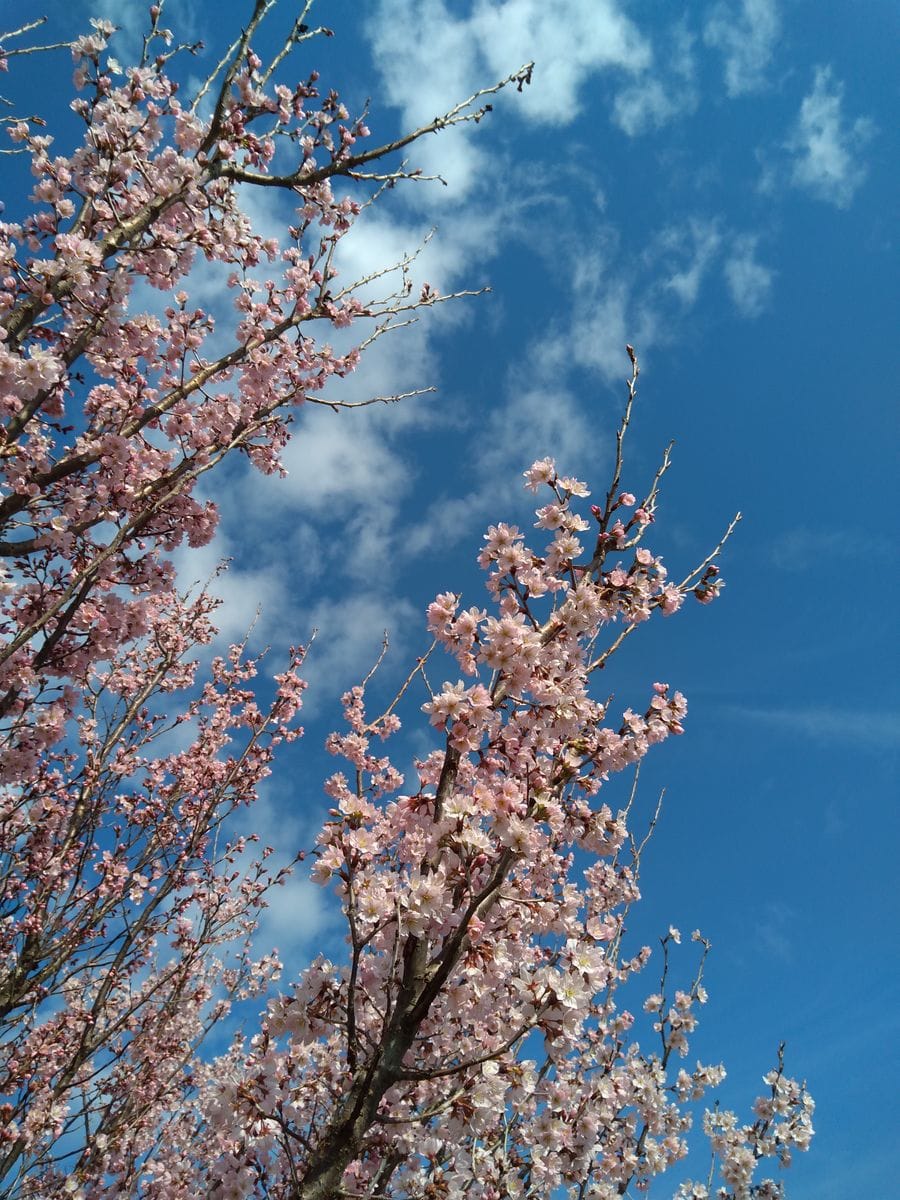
[11,0,898,1194]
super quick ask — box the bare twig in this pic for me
[676,511,742,591]
[1,18,72,57]
[304,386,436,412]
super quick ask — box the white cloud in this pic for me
[365,2,493,204]
[398,321,612,565]
[367,0,650,203]
[332,206,495,304]
[403,488,493,560]
[723,234,774,316]
[786,67,874,208]
[469,0,651,123]
[561,217,732,383]
[257,874,337,955]
[487,337,601,473]
[703,0,780,96]
[275,412,409,513]
[569,271,637,382]
[87,0,151,60]
[220,411,414,604]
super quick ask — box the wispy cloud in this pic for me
[257,874,337,956]
[396,210,754,563]
[660,219,723,306]
[169,524,291,652]
[785,66,875,208]
[756,900,795,963]
[703,0,781,97]
[272,413,410,515]
[725,704,900,750]
[399,320,610,564]
[612,80,688,137]
[723,234,774,316]
[564,216,765,378]
[468,0,651,123]
[612,22,698,137]
[766,526,894,572]
[87,0,150,59]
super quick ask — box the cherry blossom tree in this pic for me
[137,351,812,1200]
[0,5,812,1199]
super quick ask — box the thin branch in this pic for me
[395,1016,535,1082]
[0,19,72,57]
[676,511,742,591]
[0,40,72,58]
[371,641,437,730]
[258,2,320,87]
[360,633,391,692]
[304,385,436,412]
[586,623,637,675]
[0,18,48,42]
[630,787,665,864]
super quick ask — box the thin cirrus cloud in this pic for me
[766,526,894,573]
[299,593,422,707]
[725,704,900,751]
[755,900,796,963]
[611,77,692,138]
